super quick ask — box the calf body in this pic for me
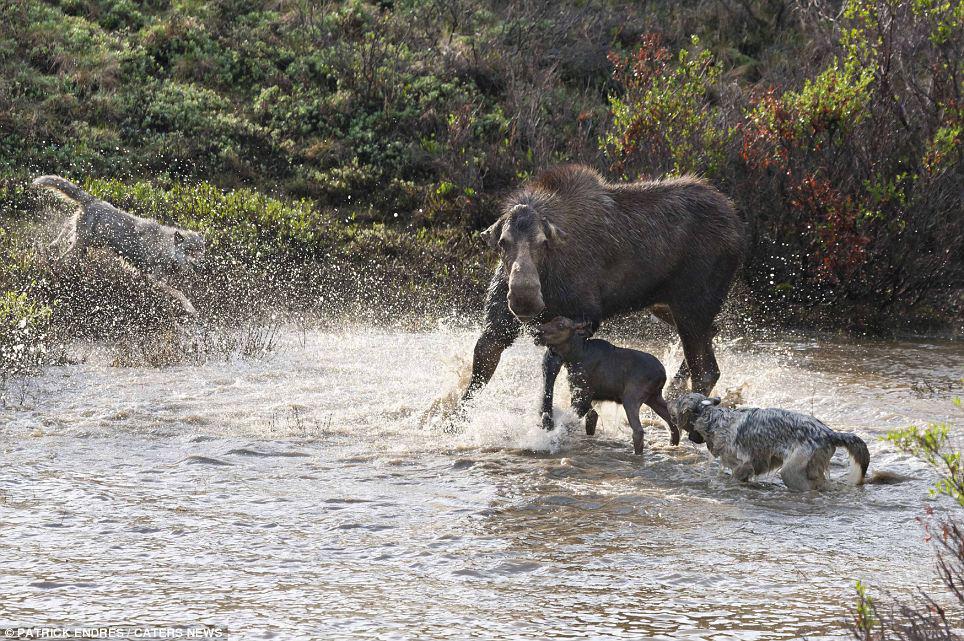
[535,317,678,453]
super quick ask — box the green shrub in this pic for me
[0,291,53,398]
[603,34,732,178]
[851,400,963,640]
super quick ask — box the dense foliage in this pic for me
[0,0,961,336]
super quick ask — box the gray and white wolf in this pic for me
[671,393,870,491]
[33,175,205,316]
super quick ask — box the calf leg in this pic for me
[583,408,599,436]
[623,397,646,455]
[645,394,679,446]
[572,395,598,436]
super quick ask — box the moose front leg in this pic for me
[540,348,564,430]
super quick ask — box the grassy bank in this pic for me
[0,0,961,353]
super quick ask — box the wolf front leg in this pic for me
[144,272,197,317]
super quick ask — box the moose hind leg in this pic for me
[650,305,690,397]
[672,310,717,396]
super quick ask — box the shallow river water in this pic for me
[1,324,961,640]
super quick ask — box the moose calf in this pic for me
[534,316,679,453]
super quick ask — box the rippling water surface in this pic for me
[1,324,961,639]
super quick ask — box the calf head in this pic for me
[533,316,589,347]
[669,393,720,444]
[481,203,565,323]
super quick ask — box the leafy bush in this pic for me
[852,410,964,640]
[0,291,53,401]
[0,0,960,333]
[603,0,962,330]
[739,0,963,328]
[603,34,732,178]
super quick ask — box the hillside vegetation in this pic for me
[0,0,961,345]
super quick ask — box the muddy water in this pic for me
[1,325,961,640]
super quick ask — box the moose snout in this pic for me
[507,287,545,322]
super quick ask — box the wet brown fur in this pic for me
[515,165,744,319]
[463,164,745,429]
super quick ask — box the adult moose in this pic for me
[461,164,745,431]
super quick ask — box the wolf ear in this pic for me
[701,397,722,406]
[480,218,504,250]
[542,219,566,244]
[173,230,184,245]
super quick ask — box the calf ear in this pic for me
[542,219,566,244]
[480,218,504,250]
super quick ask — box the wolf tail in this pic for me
[831,431,870,484]
[32,175,95,205]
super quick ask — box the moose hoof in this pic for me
[541,412,554,431]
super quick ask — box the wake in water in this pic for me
[5,323,959,470]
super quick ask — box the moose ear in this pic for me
[480,219,504,250]
[542,219,566,244]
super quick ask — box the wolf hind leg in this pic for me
[805,446,833,490]
[732,460,755,482]
[780,447,817,491]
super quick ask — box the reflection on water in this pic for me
[1,326,961,639]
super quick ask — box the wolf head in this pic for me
[670,393,721,444]
[169,229,206,273]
